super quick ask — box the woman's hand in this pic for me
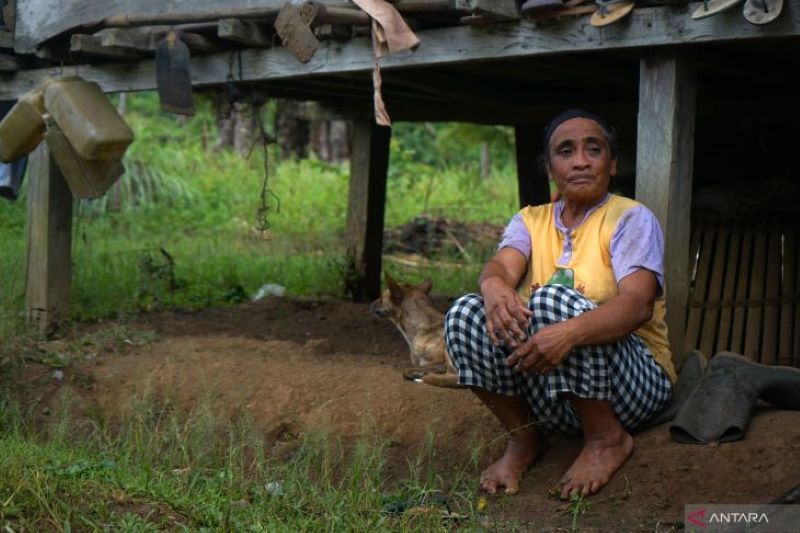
[506,269,659,374]
[506,320,578,374]
[480,277,531,349]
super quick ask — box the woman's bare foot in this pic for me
[558,429,633,499]
[480,430,546,495]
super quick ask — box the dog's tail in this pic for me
[421,373,466,389]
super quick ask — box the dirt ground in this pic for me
[16,296,800,531]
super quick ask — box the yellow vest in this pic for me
[518,195,676,384]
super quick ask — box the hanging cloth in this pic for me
[350,0,420,126]
[0,100,29,201]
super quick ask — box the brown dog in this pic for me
[369,273,462,388]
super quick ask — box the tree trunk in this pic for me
[480,141,491,180]
[116,92,128,115]
[233,101,257,156]
[213,91,235,151]
[274,100,310,159]
[310,119,350,163]
[212,91,262,156]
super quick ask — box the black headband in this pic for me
[543,109,611,148]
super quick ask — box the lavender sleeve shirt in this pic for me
[497,205,666,295]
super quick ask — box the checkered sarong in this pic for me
[444,285,672,434]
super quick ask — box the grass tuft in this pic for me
[0,393,484,530]
[0,92,526,530]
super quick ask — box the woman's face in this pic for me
[546,117,617,205]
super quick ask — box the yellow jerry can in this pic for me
[43,77,134,160]
[44,115,125,199]
[0,88,46,163]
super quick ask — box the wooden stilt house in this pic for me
[1,0,798,368]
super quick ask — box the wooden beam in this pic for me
[17,0,313,49]
[386,70,529,113]
[70,34,144,59]
[0,52,23,71]
[6,5,800,97]
[301,3,371,26]
[14,0,457,52]
[294,99,638,125]
[515,125,550,208]
[178,32,220,53]
[390,100,636,125]
[98,24,221,50]
[98,28,156,52]
[0,30,13,49]
[26,143,73,335]
[345,121,391,302]
[2,0,15,33]
[217,18,272,47]
[34,45,72,62]
[635,52,696,366]
[96,28,219,53]
[456,0,520,19]
[316,23,353,42]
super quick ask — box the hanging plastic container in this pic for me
[44,115,125,199]
[43,77,134,160]
[0,88,46,163]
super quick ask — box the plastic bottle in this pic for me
[43,115,125,199]
[43,77,134,160]
[0,88,46,163]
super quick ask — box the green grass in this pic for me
[0,393,486,531]
[0,92,525,530]
[0,92,519,322]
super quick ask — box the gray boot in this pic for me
[637,350,707,431]
[670,352,800,444]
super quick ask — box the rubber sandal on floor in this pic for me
[590,0,635,27]
[691,0,743,20]
[521,0,565,15]
[525,0,598,21]
[743,0,783,24]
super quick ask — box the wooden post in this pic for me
[635,53,696,365]
[345,121,391,301]
[514,124,550,208]
[26,143,73,335]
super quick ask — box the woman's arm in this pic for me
[508,203,665,374]
[507,268,657,374]
[479,247,531,348]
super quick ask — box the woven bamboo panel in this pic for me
[685,218,799,367]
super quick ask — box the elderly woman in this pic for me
[444,109,676,498]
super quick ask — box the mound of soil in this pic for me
[16,296,800,530]
[384,216,502,257]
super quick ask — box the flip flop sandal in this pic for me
[743,0,784,24]
[521,0,565,15]
[590,0,635,27]
[691,0,743,20]
[524,0,598,20]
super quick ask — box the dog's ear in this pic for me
[418,279,433,295]
[385,272,403,303]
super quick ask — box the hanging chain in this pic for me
[254,111,279,233]
[225,51,280,234]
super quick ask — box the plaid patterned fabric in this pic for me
[444,285,672,435]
